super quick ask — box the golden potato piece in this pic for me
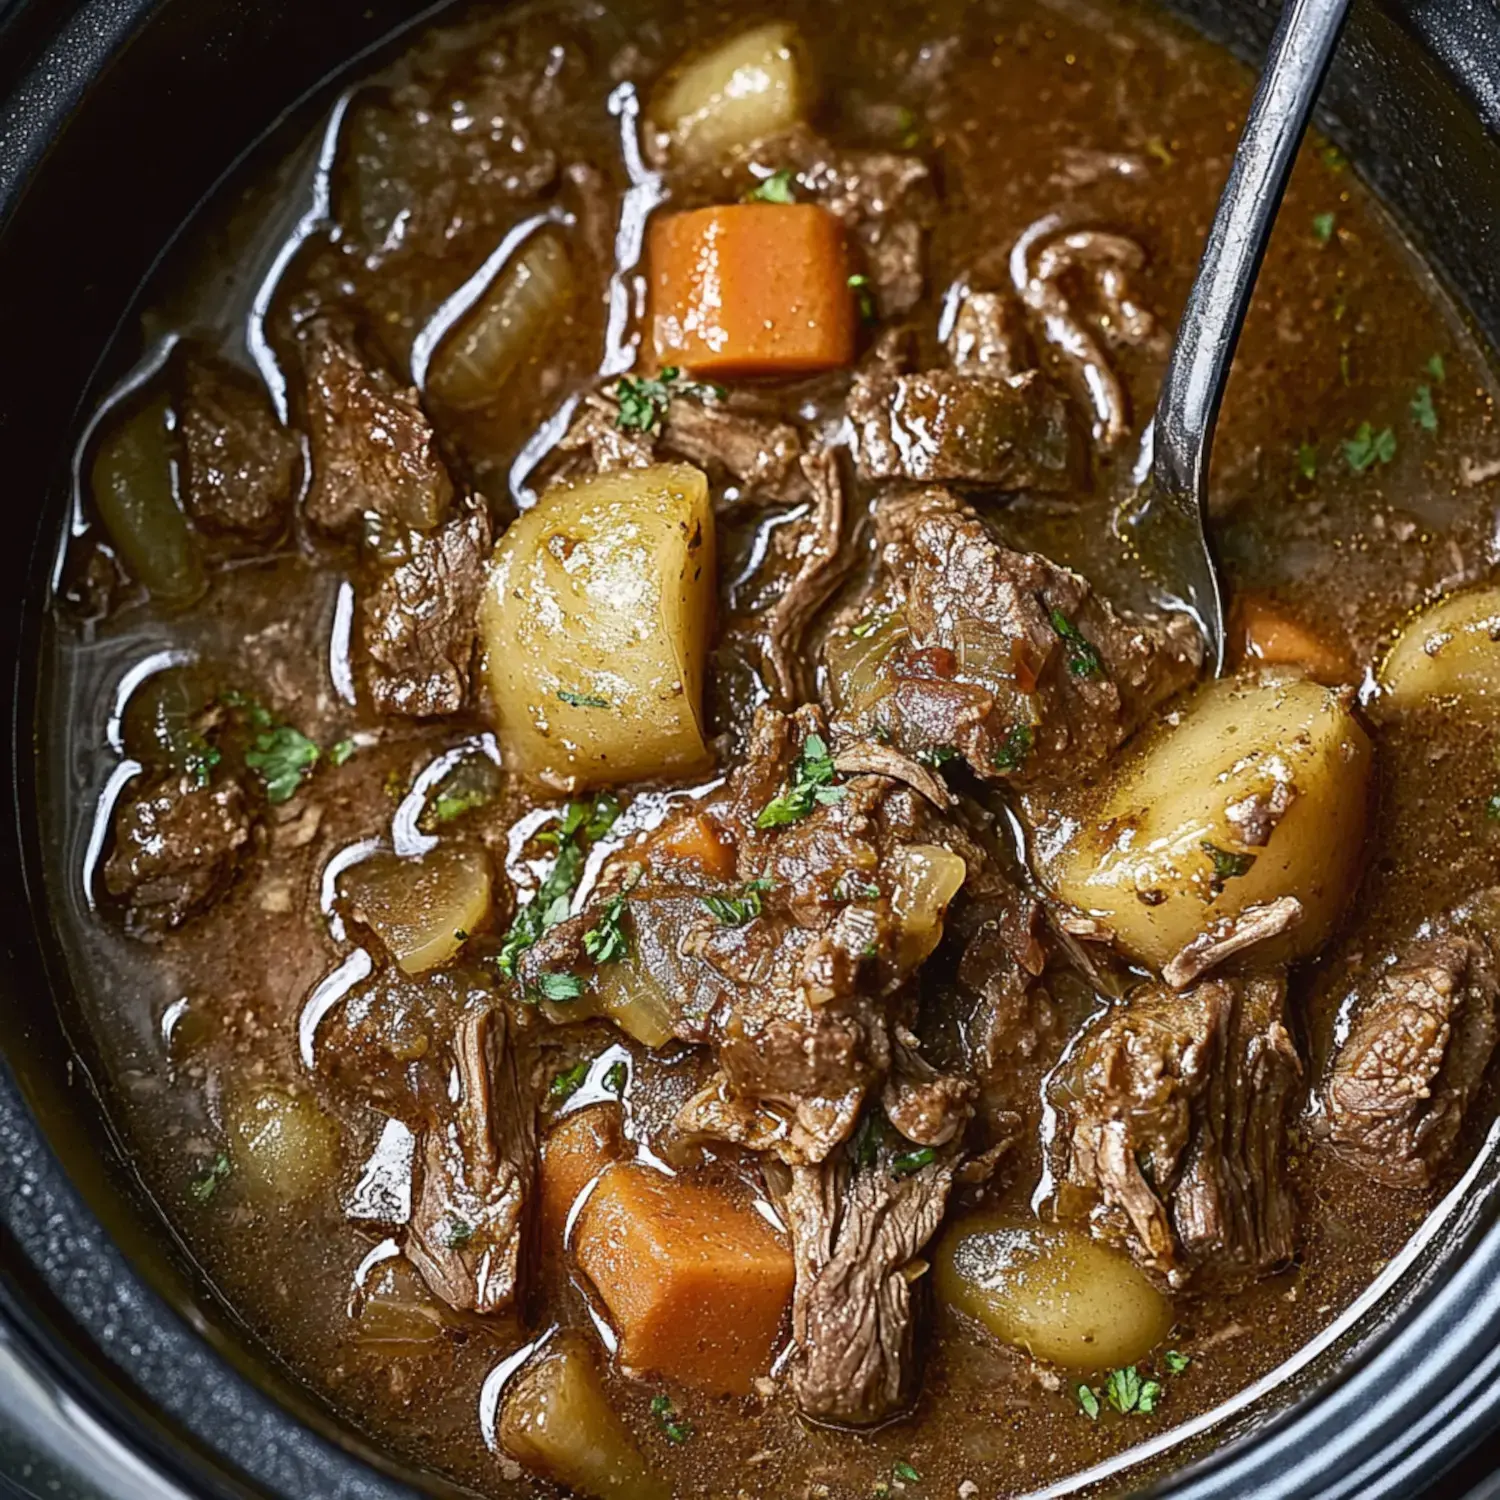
[651,23,811,165]
[481,464,716,790]
[934,1213,1173,1372]
[1379,585,1500,711]
[226,1087,340,1205]
[340,845,492,975]
[1035,673,1371,971]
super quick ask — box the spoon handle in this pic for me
[1153,0,1352,500]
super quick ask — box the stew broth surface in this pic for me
[39,0,1500,1496]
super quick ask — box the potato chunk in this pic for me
[1379,585,1500,710]
[500,1334,667,1500]
[1035,673,1370,971]
[480,465,716,790]
[340,845,493,975]
[650,23,811,165]
[934,1213,1172,1372]
[227,1086,340,1205]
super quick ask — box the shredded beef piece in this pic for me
[1162,896,1304,990]
[299,316,454,534]
[847,369,1079,489]
[760,452,855,704]
[1316,894,1500,1188]
[844,488,1200,788]
[104,773,251,938]
[774,1134,960,1425]
[832,741,953,809]
[361,502,491,717]
[1054,975,1301,1287]
[406,1006,534,1315]
[945,291,1034,378]
[882,1032,976,1147]
[553,392,657,477]
[178,355,299,542]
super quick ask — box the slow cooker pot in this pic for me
[3,1,1500,1496]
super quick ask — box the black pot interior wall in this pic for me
[1,1,1499,1497]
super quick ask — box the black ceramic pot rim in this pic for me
[2,2,1500,1498]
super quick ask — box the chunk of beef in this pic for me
[552,392,657,478]
[759,452,856,705]
[178,355,299,542]
[361,502,491,717]
[774,1134,960,1425]
[103,773,251,938]
[1054,975,1301,1287]
[406,1005,535,1315]
[945,291,1034,379]
[847,369,1079,490]
[299,316,454,534]
[838,488,1201,788]
[1316,894,1500,1188]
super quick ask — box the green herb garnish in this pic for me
[1312,211,1336,245]
[550,1061,589,1101]
[650,1394,691,1443]
[428,786,491,825]
[1343,421,1397,473]
[890,1147,935,1178]
[603,1060,628,1095]
[850,611,891,639]
[1202,841,1256,890]
[1077,1384,1101,1420]
[757,731,845,828]
[849,272,877,322]
[1411,383,1438,433]
[745,168,796,204]
[833,874,881,903]
[1049,609,1103,678]
[615,367,725,434]
[244,725,319,804]
[852,1109,885,1168]
[184,742,222,788]
[700,879,772,927]
[993,723,1033,773]
[1163,1350,1191,1375]
[583,893,631,965]
[1322,144,1347,172]
[529,972,587,1004]
[558,688,610,709]
[1137,1379,1164,1413]
[1103,1365,1161,1415]
[1485,792,1500,822]
[328,738,356,767]
[190,1153,231,1203]
[1428,352,1447,383]
[1297,441,1319,481]
[893,1462,921,1484]
[916,744,960,769]
[439,1214,475,1250]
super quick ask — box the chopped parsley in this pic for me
[1322,144,1348,172]
[1163,1350,1191,1375]
[850,611,891,639]
[1076,1384,1101,1420]
[1484,792,1500,822]
[549,1061,589,1101]
[756,731,845,828]
[745,168,796,204]
[328,738,356,767]
[993,723,1033,774]
[834,874,881,903]
[558,688,610,710]
[1411,383,1438,433]
[615,366,725,434]
[184,741,222,788]
[852,1108,886,1168]
[1428,352,1447,383]
[1297,441,1319,481]
[1104,1365,1162,1416]
[849,272,877,322]
[1343,421,1397,473]
[529,972,587,1004]
[603,1060,628,1095]
[439,1214,475,1250]
[583,893,631,965]
[497,795,620,978]
[1049,609,1103,678]
[1202,841,1256,891]
[244,725,320,804]
[1312,211,1336,245]
[190,1153,231,1203]
[893,1461,921,1484]
[650,1394,691,1444]
[916,744,960,769]
[428,786,491,825]
[890,1146,935,1178]
[701,879,772,927]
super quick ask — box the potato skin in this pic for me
[1379,585,1500,711]
[480,464,715,790]
[934,1213,1173,1372]
[1033,672,1371,971]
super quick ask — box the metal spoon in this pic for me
[1130,0,1352,673]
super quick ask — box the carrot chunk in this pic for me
[540,1103,625,1247]
[574,1164,794,1395]
[1232,594,1354,684]
[647,203,857,378]
[651,812,737,881]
